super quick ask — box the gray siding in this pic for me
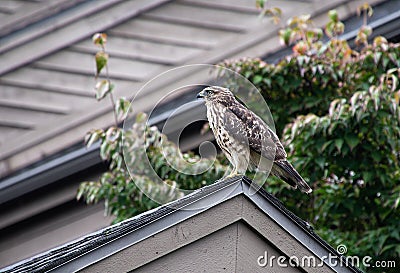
[134,222,303,273]
[79,195,334,273]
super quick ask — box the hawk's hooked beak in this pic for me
[197,90,206,99]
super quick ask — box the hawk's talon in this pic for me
[224,170,245,180]
[225,172,238,179]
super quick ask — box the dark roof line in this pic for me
[1,177,363,273]
[0,142,101,205]
[0,94,201,205]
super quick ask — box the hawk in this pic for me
[197,86,312,194]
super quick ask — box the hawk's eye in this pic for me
[207,90,214,95]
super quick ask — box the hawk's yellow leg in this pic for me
[225,167,240,179]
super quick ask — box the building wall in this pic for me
[78,195,335,273]
[134,222,302,273]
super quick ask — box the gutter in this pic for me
[0,98,202,205]
[0,143,101,205]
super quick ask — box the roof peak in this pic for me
[2,177,362,273]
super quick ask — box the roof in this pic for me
[2,177,363,273]
[0,0,386,178]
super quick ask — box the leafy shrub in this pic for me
[222,10,399,134]
[79,113,226,223]
[221,4,400,271]
[283,70,400,261]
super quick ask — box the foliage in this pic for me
[222,7,398,134]
[221,4,400,271]
[256,0,282,25]
[79,113,226,223]
[77,34,227,223]
[283,70,400,261]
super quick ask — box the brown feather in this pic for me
[199,86,312,193]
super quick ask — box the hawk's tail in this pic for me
[272,160,312,194]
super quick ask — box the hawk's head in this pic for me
[196,86,234,102]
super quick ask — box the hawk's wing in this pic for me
[222,101,287,161]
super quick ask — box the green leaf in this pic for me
[371,151,382,162]
[328,10,339,22]
[115,97,131,121]
[362,171,373,182]
[86,132,99,148]
[255,0,266,9]
[244,70,252,78]
[95,80,113,100]
[100,141,110,160]
[95,51,109,75]
[92,33,107,46]
[279,28,292,46]
[253,75,263,84]
[136,112,148,123]
[344,134,360,150]
[334,139,344,151]
[262,77,272,87]
[321,140,333,152]
[315,156,325,169]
